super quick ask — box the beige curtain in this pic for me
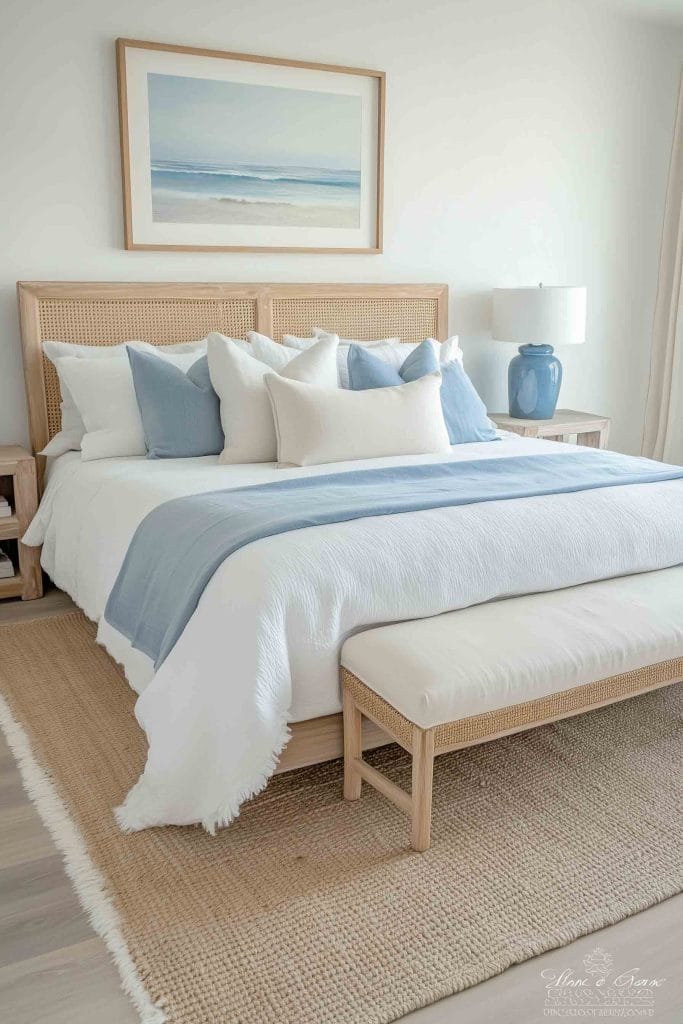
[642,73,683,462]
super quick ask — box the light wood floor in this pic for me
[1,590,681,1024]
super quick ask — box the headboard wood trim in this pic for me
[17,281,448,478]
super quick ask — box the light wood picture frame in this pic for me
[116,39,385,253]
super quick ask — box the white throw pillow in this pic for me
[207,333,338,464]
[40,336,239,457]
[247,332,301,371]
[265,372,451,467]
[436,336,464,365]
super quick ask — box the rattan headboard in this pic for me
[17,281,448,461]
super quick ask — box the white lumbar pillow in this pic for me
[265,372,451,467]
[207,333,338,464]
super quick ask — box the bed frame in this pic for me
[16,280,448,772]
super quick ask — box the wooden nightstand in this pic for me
[490,409,610,449]
[0,446,42,601]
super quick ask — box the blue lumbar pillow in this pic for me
[347,340,497,445]
[127,347,224,458]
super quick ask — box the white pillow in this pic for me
[265,372,451,467]
[313,328,400,346]
[40,337,239,457]
[42,341,134,457]
[207,333,338,464]
[437,336,464,365]
[247,331,301,371]
[54,355,147,461]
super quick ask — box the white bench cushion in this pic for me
[341,567,683,729]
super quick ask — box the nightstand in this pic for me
[0,446,42,601]
[490,409,610,449]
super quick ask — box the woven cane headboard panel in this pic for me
[17,282,448,461]
[36,297,258,443]
[271,297,440,344]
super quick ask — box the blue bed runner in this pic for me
[104,450,683,668]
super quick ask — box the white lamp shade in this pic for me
[492,285,587,346]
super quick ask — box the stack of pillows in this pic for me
[43,329,497,468]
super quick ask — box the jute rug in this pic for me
[0,611,681,1024]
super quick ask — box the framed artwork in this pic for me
[116,39,385,253]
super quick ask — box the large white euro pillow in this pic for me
[41,341,134,456]
[40,336,246,457]
[265,372,451,467]
[207,333,338,464]
[54,355,148,461]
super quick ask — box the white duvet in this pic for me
[25,435,683,831]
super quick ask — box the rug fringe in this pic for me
[0,694,167,1024]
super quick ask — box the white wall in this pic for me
[1,0,681,453]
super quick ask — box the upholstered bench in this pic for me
[341,567,683,851]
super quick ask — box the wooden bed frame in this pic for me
[16,280,448,774]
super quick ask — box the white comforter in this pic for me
[25,436,683,831]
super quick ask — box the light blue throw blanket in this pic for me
[104,450,683,668]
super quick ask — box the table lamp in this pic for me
[492,284,587,418]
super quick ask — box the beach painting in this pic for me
[117,40,384,251]
[148,75,362,230]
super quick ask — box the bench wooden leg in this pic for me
[343,687,362,801]
[342,679,435,851]
[411,726,435,852]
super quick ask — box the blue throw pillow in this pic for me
[439,360,498,444]
[347,341,497,445]
[347,338,439,389]
[127,348,224,459]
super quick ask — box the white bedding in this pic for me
[25,435,683,831]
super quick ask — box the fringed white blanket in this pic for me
[25,436,683,831]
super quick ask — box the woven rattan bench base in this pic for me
[341,657,683,851]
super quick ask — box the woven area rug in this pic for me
[1,611,682,1024]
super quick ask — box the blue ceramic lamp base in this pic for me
[508,344,562,419]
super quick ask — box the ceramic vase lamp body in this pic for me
[492,285,587,419]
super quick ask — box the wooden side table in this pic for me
[0,445,43,601]
[490,409,610,449]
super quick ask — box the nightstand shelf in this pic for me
[0,445,42,601]
[0,515,21,541]
[0,573,25,599]
[490,409,610,449]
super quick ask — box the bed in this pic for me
[17,281,683,832]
